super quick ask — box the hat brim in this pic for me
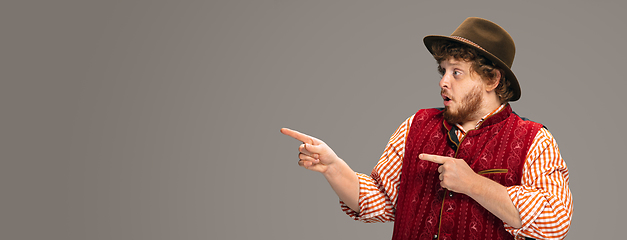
[423,35,521,101]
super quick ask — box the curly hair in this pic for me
[430,40,513,103]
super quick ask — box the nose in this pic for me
[439,74,450,89]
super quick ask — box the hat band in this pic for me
[450,36,486,52]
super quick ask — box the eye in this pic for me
[437,66,445,76]
[453,70,462,76]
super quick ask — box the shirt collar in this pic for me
[455,104,506,133]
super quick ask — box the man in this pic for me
[281,17,572,240]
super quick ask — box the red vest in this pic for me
[391,105,542,240]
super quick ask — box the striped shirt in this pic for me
[340,105,573,239]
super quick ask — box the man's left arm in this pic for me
[504,128,573,239]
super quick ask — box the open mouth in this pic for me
[442,94,452,105]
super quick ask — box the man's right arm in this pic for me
[340,115,415,222]
[281,114,414,221]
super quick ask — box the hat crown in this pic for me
[451,17,515,68]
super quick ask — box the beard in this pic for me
[443,86,483,124]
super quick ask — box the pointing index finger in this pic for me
[280,128,315,145]
[419,154,446,164]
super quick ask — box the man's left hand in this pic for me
[419,153,480,195]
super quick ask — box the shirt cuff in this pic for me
[339,172,386,223]
[505,185,546,237]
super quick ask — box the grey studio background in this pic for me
[2,1,625,239]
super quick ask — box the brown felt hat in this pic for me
[424,17,521,101]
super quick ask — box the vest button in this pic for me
[449,191,454,197]
[433,234,438,239]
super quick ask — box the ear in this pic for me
[485,70,501,92]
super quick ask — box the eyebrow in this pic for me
[442,61,462,67]
[439,60,463,67]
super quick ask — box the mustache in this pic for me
[441,89,451,98]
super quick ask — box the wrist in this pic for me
[321,157,343,178]
[466,174,486,197]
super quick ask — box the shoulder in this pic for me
[533,127,558,147]
[511,111,546,130]
[413,108,444,121]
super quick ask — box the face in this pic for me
[438,57,486,124]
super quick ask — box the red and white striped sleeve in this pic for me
[340,115,414,223]
[505,127,573,239]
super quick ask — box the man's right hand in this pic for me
[280,127,360,212]
[280,128,341,174]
